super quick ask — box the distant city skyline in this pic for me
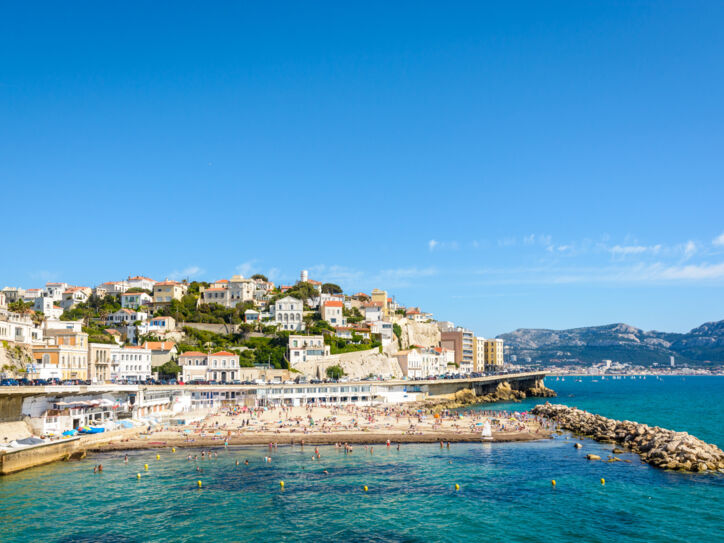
[2,2,723,336]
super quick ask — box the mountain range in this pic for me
[497,320,724,367]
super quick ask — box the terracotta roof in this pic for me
[155,281,181,286]
[104,329,121,336]
[364,302,383,308]
[179,351,206,357]
[142,341,176,351]
[203,287,227,292]
[307,279,322,285]
[128,276,156,282]
[323,301,343,307]
[215,279,229,283]
[210,351,237,357]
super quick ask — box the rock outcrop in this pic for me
[293,350,403,380]
[392,318,441,350]
[533,403,724,473]
[418,381,557,411]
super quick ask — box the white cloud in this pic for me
[713,232,724,246]
[427,240,459,251]
[236,260,258,277]
[683,240,697,260]
[168,266,204,280]
[30,270,58,282]
[652,261,724,281]
[610,245,649,256]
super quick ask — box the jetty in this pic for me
[533,403,724,473]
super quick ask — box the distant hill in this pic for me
[497,321,724,367]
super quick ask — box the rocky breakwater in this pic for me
[532,403,724,473]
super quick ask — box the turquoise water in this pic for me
[479,375,724,448]
[0,377,723,542]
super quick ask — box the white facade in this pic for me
[272,296,304,331]
[127,276,157,292]
[288,335,330,365]
[43,283,68,302]
[121,292,152,309]
[60,287,91,310]
[320,301,345,327]
[364,304,383,323]
[111,346,152,382]
[0,309,44,346]
[370,320,395,345]
[135,315,176,336]
[107,308,148,325]
[179,351,241,383]
[33,297,63,319]
[97,281,128,296]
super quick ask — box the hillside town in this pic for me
[0,270,506,385]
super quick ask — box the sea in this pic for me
[0,376,722,542]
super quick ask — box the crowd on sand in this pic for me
[93,403,551,451]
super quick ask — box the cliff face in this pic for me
[293,350,403,380]
[393,318,440,349]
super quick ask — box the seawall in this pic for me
[0,437,83,475]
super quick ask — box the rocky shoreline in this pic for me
[420,381,556,412]
[532,403,724,473]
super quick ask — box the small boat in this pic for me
[481,420,493,442]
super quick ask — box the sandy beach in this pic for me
[87,404,550,452]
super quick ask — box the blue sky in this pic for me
[2,2,723,336]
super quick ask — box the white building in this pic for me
[121,291,153,309]
[0,309,44,346]
[363,303,383,323]
[178,351,241,383]
[1,287,25,303]
[127,276,157,292]
[43,283,68,302]
[97,281,128,296]
[60,287,92,310]
[22,289,43,303]
[107,308,148,326]
[288,335,330,366]
[370,320,395,345]
[320,300,345,327]
[207,351,241,383]
[33,297,63,319]
[272,296,304,331]
[393,349,424,378]
[135,315,176,336]
[110,346,152,382]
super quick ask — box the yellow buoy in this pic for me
[144,464,149,471]
[551,479,556,487]
[172,447,176,453]
[136,473,141,479]
[156,454,160,460]
[601,478,606,485]
[363,485,368,492]
[197,480,202,488]
[280,481,285,488]
[455,484,460,491]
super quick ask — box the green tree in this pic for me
[321,283,343,294]
[157,360,182,377]
[251,274,268,282]
[326,365,345,380]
